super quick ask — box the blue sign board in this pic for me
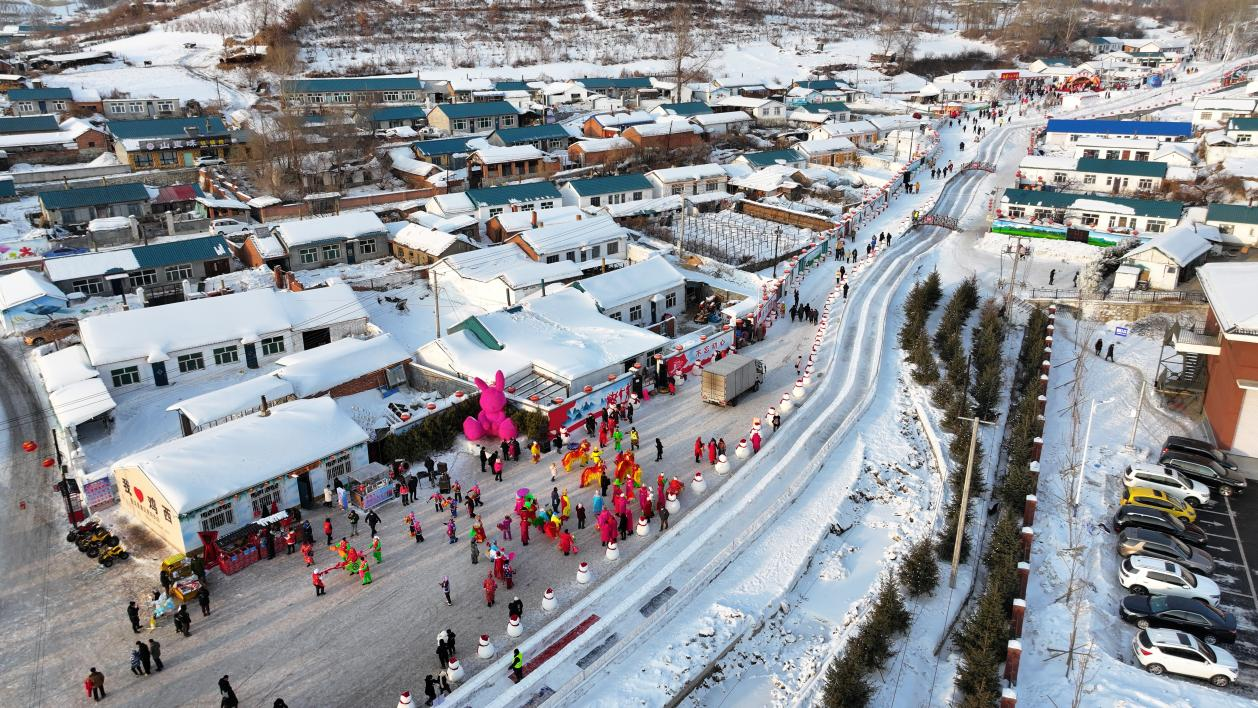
[1115,326,1130,337]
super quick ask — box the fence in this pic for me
[1019,286,1207,304]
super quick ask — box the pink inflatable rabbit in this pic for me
[464,370,518,441]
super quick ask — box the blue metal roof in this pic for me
[369,104,428,122]
[108,116,229,140]
[38,182,150,210]
[465,182,561,207]
[281,76,423,94]
[807,101,850,113]
[430,101,519,120]
[0,114,59,134]
[575,77,653,90]
[1206,203,1258,225]
[8,87,72,101]
[741,149,806,167]
[565,174,653,197]
[412,136,474,156]
[656,101,711,116]
[1044,119,1193,138]
[794,80,846,90]
[489,124,570,145]
[133,235,231,268]
[1001,188,1183,219]
[494,81,532,92]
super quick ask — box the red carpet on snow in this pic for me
[525,614,600,672]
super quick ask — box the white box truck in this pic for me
[701,353,766,406]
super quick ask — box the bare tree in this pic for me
[666,2,714,101]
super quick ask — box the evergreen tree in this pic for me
[821,653,873,708]
[922,271,943,311]
[872,577,912,635]
[900,536,941,597]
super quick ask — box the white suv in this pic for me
[1119,555,1221,605]
[1133,628,1239,687]
[1124,462,1211,507]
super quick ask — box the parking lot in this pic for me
[1194,491,1258,692]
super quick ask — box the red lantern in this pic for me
[607,374,616,381]
[400,413,411,422]
[454,391,464,398]
[529,395,540,402]
[41,457,55,468]
[506,386,516,394]
[552,397,564,405]
[426,403,437,410]
[583,385,594,393]
[21,440,36,452]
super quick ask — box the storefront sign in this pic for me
[666,329,734,378]
[83,477,116,509]
[548,375,635,434]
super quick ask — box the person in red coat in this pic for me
[519,517,530,546]
[707,439,717,465]
[694,437,702,463]
[558,530,573,556]
[483,573,497,607]
[312,571,325,596]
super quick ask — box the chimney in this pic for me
[273,265,284,289]
[259,395,271,417]
[531,210,538,227]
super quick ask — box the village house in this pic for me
[734,148,808,170]
[1225,117,1258,144]
[560,174,654,209]
[428,242,584,310]
[571,255,685,327]
[688,111,753,137]
[38,182,151,228]
[486,124,571,152]
[621,120,703,151]
[1042,118,1194,145]
[649,101,712,118]
[1185,262,1258,455]
[280,75,424,106]
[575,77,658,104]
[506,213,629,266]
[466,145,560,188]
[485,206,586,244]
[265,211,389,271]
[102,97,182,121]
[7,86,101,116]
[462,182,563,224]
[646,163,729,197]
[113,397,371,554]
[390,223,477,266]
[1016,155,1168,194]
[412,136,476,169]
[807,120,881,147]
[795,136,858,166]
[0,268,67,335]
[1115,222,1214,291]
[429,77,497,103]
[0,116,107,166]
[712,95,787,125]
[1192,97,1258,129]
[583,110,655,138]
[426,101,519,135]
[1205,203,1258,248]
[1071,136,1162,162]
[80,280,369,393]
[567,136,634,167]
[237,233,288,271]
[540,81,591,107]
[998,188,1183,234]
[109,116,234,170]
[44,234,234,302]
[361,105,428,131]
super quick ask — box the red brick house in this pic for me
[1189,263,1258,455]
[568,136,634,167]
[622,121,703,151]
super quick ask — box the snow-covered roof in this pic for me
[37,344,116,428]
[591,110,654,128]
[491,205,586,232]
[1193,97,1258,112]
[409,211,477,232]
[689,111,754,127]
[274,334,410,397]
[713,96,777,109]
[37,343,96,393]
[472,145,547,164]
[1020,154,1078,171]
[648,163,727,183]
[438,242,582,288]
[1197,262,1258,334]
[115,397,369,514]
[197,195,249,210]
[1072,136,1163,151]
[247,195,283,208]
[88,216,132,232]
[420,287,666,382]
[393,223,462,255]
[79,282,367,365]
[43,249,139,283]
[271,211,387,248]
[730,165,802,193]
[1126,223,1213,266]
[250,234,286,259]
[512,214,627,255]
[574,256,683,310]
[571,136,633,152]
[627,120,699,137]
[0,268,65,309]
[427,192,476,216]
[795,137,857,156]
[1070,197,1135,214]
[166,375,297,428]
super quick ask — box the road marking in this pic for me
[1206,531,1240,541]
[1224,495,1258,613]
[1196,508,1232,518]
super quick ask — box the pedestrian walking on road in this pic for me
[1073,271,1079,287]
[440,575,452,605]
[511,649,525,683]
[659,506,670,531]
[1106,343,1115,362]
[1095,338,1103,356]
[365,509,380,537]
[86,668,105,701]
[323,485,333,507]
[437,639,450,669]
[129,648,144,676]
[424,676,438,706]
[655,438,664,462]
[127,600,141,633]
[219,675,238,708]
[479,446,488,474]
[148,639,162,671]
[693,437,702,463]
[135,641,151,675]
[576,503,587,529]
[323,518,333,546]
[347,509,359,536]
[843,283,849,299]
[470,538,480,564]
[483,572,497,607]
[198,587,210,616]
[1049,268,1056,285]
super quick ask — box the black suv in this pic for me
[1159,451,1247,497]
[1114,506,1208,548]
[1162,436,1238,472]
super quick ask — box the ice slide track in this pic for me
[451,125,1021,707]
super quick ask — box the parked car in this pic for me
[1122,487,1197,523]
[1119,556,1221,604]
[1163,436,1238,472]
[1124,462,1211,507]
[1113,507,1207,548]
[1118,528,1215,575]
[1132,628,1239,687]
[22,318,78,346]
[211,218,252,236]
[1121,595,1237,645]
[195,156,226,166]
[1160,451,1248,497]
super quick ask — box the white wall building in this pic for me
[571,255,685,326]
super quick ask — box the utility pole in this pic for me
[1127,381,1146,449]
[432,270,441,339]
[772,227,782,278]
[949,413,997,587]
[1074,397,1114,513]
[1005,234,1029,306]
[676,196,687,263]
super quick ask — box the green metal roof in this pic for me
[7,87,71,101]
[1206,203,1258,225]
[412,136,474,156]
[741,149,806,167]
[489,124,570,145]
[575,77,653,90]
[369,104,428,122]
[565,174,653,197]
[0,114,59,134]
[464,182,561,207]
[494,81,532,92]
[807,101,850,113]
[108,116,229,140]
[1228,117,1258,132]
[0,177,14,199]
[38,182,150,210]
[794,80,847,90]
[448,316,503,349]
[281,76,423,94]
[430,101,519,120]
[1075,158,1167,178]
[133,235,231,268]
[1001,188,1183,219]
[655,101,711,116]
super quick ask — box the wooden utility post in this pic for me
[950,414,997,588]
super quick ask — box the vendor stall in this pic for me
[346,462,394,510]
